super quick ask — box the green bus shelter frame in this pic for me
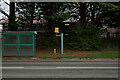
[2,32,36,56]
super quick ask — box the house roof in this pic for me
[0,18,46,24]
[1,17,77,24]
[63,17,76,22]
[0,18,9,24]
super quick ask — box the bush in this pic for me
[68,23,101,50]
[36,33,60,49]
[100,37,119,50]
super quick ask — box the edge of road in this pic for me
[2,58,120,62]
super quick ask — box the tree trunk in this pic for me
[30,3,35,31]
[8,2,16,31]
[91,3,95,23]
[48,21,54,33]
[79,2,87,23]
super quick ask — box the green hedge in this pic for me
[100,37,119,50]
[36,33,60,49]
[68,23,101,50]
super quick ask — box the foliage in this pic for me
[16,2,35,27]
[95,2,120,27]
[100,37,119,51]
[35,3,76,32]
[36,2,76,22]
[2,2,120,30]
[36,33,60,49]
[68,23,101,50]
[15,2,77,31]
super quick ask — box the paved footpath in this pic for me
[0,31,2,80]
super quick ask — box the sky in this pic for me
[0,0,10,19]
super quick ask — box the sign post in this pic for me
[61,33,63,55]
[54,27,63,55]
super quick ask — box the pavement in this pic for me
[0,30,2,80]
[0,30,2,56]
[1,60,119,78]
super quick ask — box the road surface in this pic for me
[2,60,119,78]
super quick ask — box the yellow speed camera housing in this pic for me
[54,27,59,33]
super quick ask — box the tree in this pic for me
[79,2,87,23]
[16,2,36,30]
[16,2,73,32]
[0,1,16,31]
[98,3,120,28]
[30,3,35,30]
[9,2,16,30]
[35,2,73,33]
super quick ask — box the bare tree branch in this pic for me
[3,0,10,6]
[0,9,9,18]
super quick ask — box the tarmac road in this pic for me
[1,60,119,78]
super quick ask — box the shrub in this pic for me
[36,33,60,49]
[68,23,101,50]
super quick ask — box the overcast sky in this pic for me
[0,0,10,19]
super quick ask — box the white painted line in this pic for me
[56,67,120,69]
[24,67,56,69]
[0,67,24,69]
[1,67,120,69]
[15,67,120,69]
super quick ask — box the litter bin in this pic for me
[2,31,36,56]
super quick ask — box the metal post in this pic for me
[17,34,19,56]
[61,33,63,54]
[2,32,4,56]
[33,34,35,56]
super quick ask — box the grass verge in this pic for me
[39,53,119,59]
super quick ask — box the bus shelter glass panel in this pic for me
[19,35,33,44]
[4,35,17,44]
[4,46,17,55]
[19,46,33,55]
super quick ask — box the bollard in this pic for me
[54,49,56,54]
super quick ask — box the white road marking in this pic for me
[0,67,120,69]
[56,67,120,69]
[0,67,24,69]
[24,67,56,69]
[0,67,119,69]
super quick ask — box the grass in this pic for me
[39,53,119,59]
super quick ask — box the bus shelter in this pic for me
[2,31,36,56]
